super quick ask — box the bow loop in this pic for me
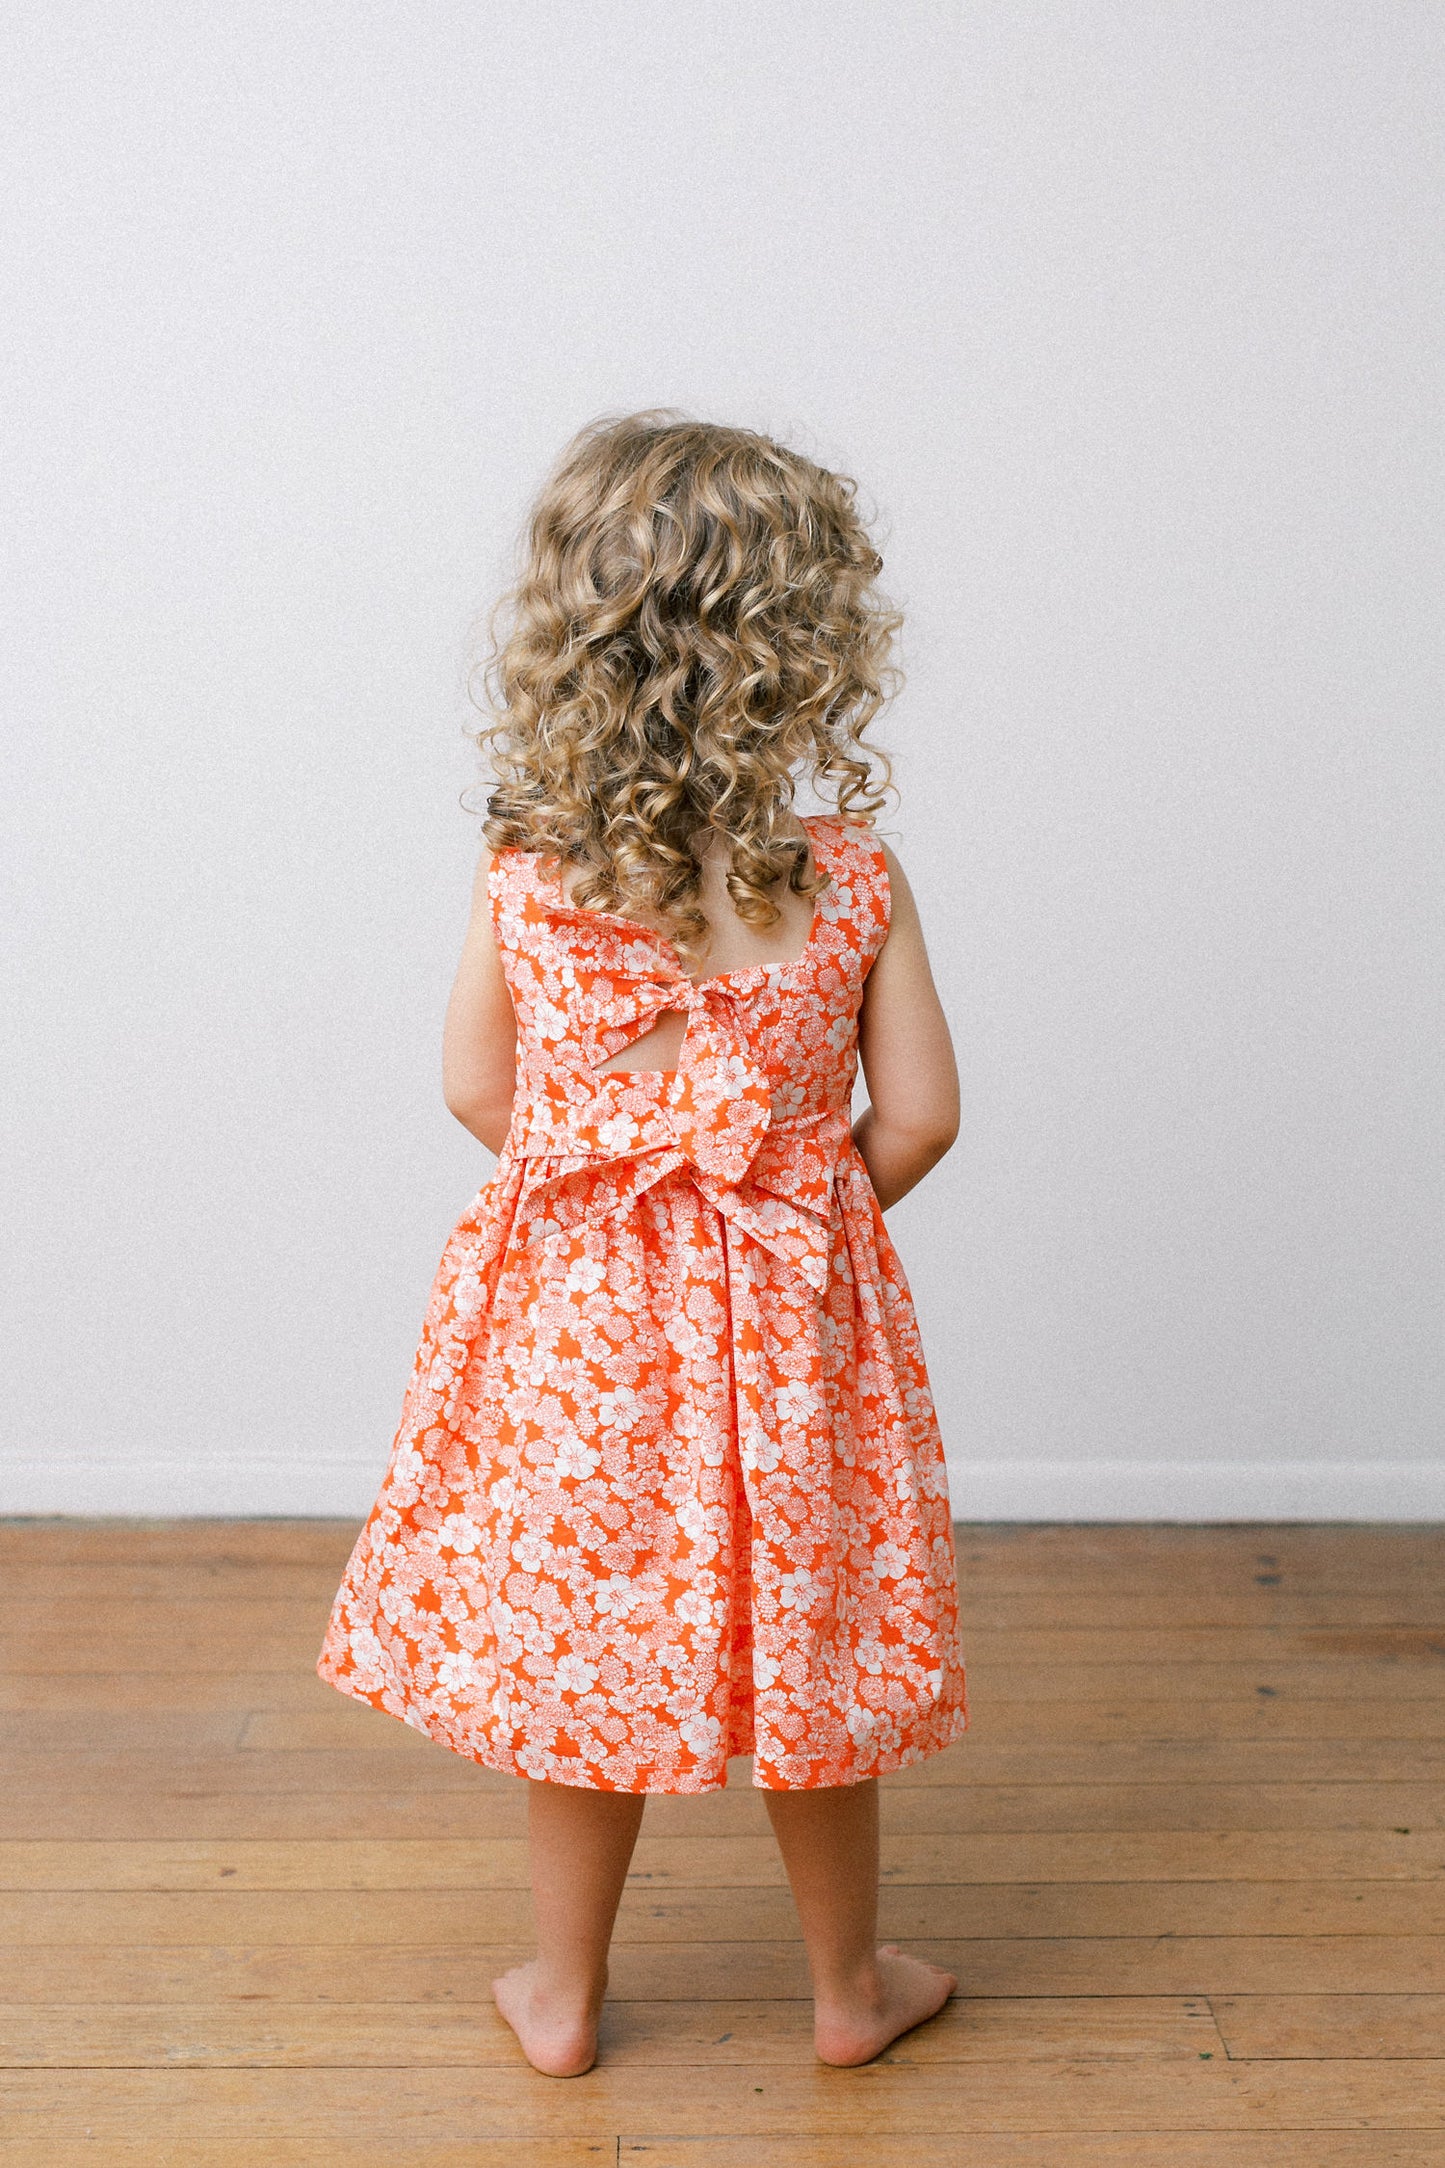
[575,952,773,1188]
[513,886,846,1290]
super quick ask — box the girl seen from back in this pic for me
[317,412,969,2076]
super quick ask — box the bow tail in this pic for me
[512,1145,839,1294]
[693,1172,835,1294]
[513,1146,689,1249]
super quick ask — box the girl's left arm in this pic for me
[442,847,518,1155]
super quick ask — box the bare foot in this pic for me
[813,1943,957,2067]
[491,1960,602,2077]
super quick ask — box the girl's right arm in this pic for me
[442,847,518,1156]
[852,843,960,1210]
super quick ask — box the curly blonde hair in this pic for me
[468,411,901,971]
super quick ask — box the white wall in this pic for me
[4,2,1441,1520]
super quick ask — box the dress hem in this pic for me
[316,1652,969,1796]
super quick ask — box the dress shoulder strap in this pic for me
[484,845,550,968]
[809,815,892,970]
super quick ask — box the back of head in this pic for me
[472,411,901,971]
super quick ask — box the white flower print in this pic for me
[439,1514,482,1554]
[675,1497,708,1541]
[377,1582,411,1627]
[597,1386,641,1433]
[555,1437,602,1481]
[740,1425,782,1475]
[664,1311,707,1357]
[778,1569,818,1613]
[554,1653,599,1695]
[679,1710,723,1756]
[871,1541,912,1583]
[597,1113,642,1154]
[510,1530,552,1573]
[346,1625,386,1687]
[773,1380,818,1431]
[594,1575,640,1618]
[391,1443,424,1489]
[674,1587,718,1629]
[426,1351,458,1393]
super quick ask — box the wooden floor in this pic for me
[1,1522,1443,2165]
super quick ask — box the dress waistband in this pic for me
[505,1098,858,1295]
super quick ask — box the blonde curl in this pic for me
[465,411,902,972]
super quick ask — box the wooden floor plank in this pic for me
[6,1935,1445,2004]
[3,1777,1441,1842]
[0,1519,362,1565]
[0,2149,604,2168]
[1,2060,1443,2137]
[615,2144,1445,2168]
[6,2139,1443,2168]
[1211,1993,1445,2058]
[4,1887,1442,2003]
[11,1751,1445,1838]
[0,1994,1218,2068]
[962,1594,1445,1629]
[1,1928,1441,1996]
[2,1803,1445,1890]
[5,1872,1444,1950]
[0,1827,1437,1892]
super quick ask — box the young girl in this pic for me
[317,412,968,2077]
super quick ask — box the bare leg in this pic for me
[763,1777,955,2065]
[491,1778,646,2076]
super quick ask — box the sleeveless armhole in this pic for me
[483,849,523,1003]
[484,847,507,939]
[841,822,892,975]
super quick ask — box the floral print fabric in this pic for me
[317,815,968,1791]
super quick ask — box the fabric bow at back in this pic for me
[591,966,773,1186]
[508,898,850,1294]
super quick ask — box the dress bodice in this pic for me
[486,815,892,1293]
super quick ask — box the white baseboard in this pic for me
[0,1458,388,1519]
[2,1455,1442,1522]
[945,1458,1445,1522]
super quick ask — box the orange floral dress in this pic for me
[317,814,967,1792]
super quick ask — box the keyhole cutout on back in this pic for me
[594,1008,689,1077]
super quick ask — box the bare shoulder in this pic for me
[467,840,503,921]
[463,836,509,932]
